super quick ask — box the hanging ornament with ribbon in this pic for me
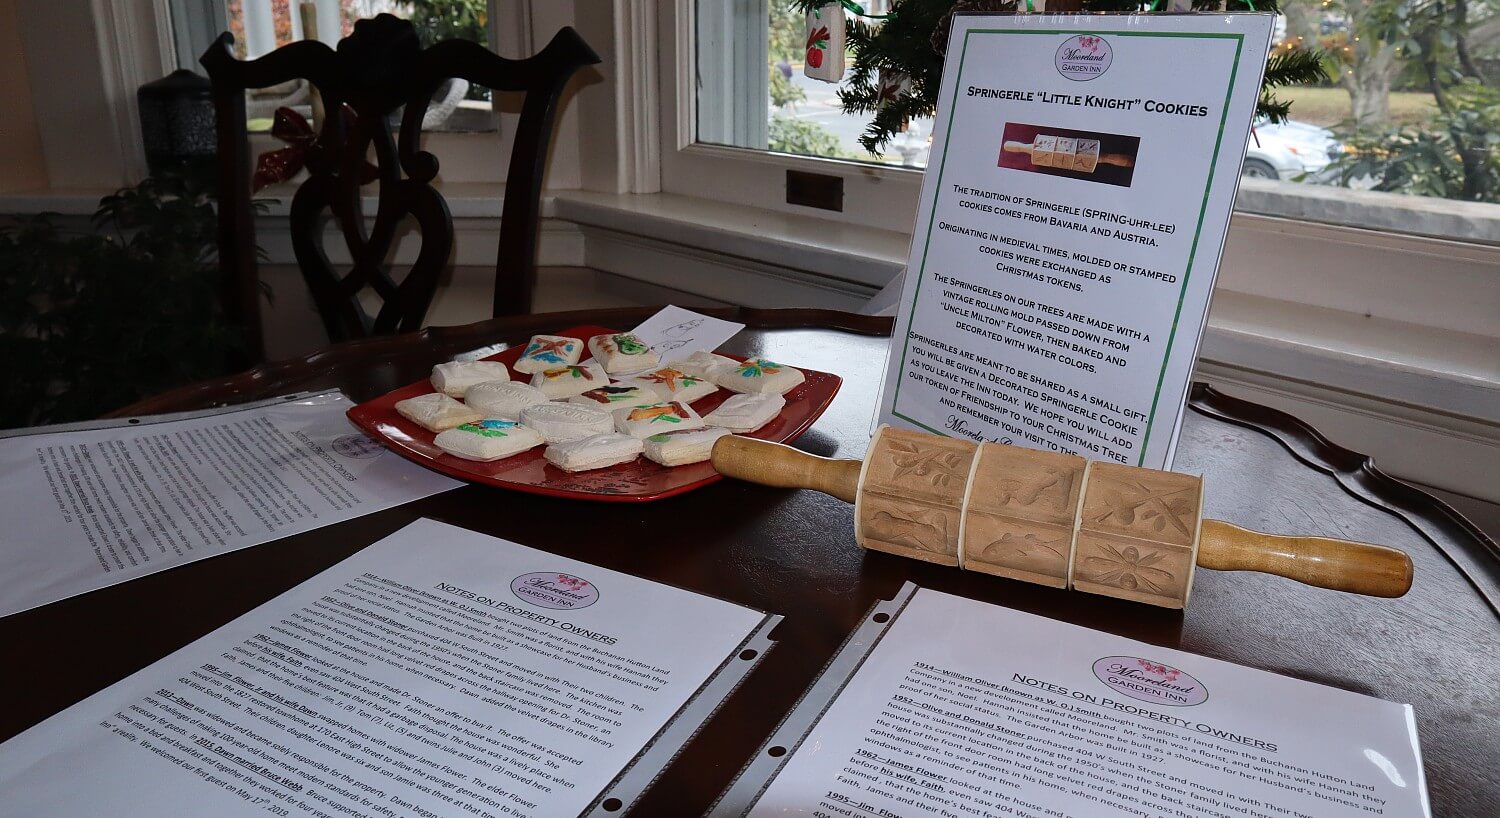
[804,3,847,83]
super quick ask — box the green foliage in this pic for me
[399,0,490,101]
[1260,47,1331,123]
[1328,83,1500,201]
[770,66,808,108]
[770,0,805,64]
[790,0,1321,154]
[769,114,859,159]
[0,172,247,428]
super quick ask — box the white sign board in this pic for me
[878,13,1274,468]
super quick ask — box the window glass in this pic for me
[695,0,1500,233]
[189,0,494,132]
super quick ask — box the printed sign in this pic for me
[877,14,1274,468]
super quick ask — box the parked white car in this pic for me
[1243,117,1341,182]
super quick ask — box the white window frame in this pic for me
[656,0,1500,246]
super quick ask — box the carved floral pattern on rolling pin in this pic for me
[981,531,1069,563]
[885,437,968,487]
[1079,542,1176,594]
[1073,462,1202,607]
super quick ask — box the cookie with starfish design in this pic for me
[513,334,584,375]
[713,358,805,395]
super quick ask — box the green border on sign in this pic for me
[890,27,1245,466]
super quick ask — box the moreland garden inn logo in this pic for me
[1093,655,1208,706]
[511,571,600,610]
[1055,34,1112,81]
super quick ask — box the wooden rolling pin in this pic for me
[1003,137,1134,172]
[711,428,1412,609]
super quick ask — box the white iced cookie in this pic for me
[568,384,662,408]
[613,401,705,439]
[543,433,644,472]
[587,332,659,374]
[434,419,543,462]
[513,334,584,375]
[713,358,806,395]
[620,367,718,405]
[704,393,786,433]
[395,392,483,433]
[464,380,548,419]
[519,403,614,443]
[430,360,509,398]
[642,427,733,467]
[665,351,739,380]
[530,362,608,399]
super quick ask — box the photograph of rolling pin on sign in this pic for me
[998,122,1141,186]
[711,430,1413,609]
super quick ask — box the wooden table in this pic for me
[4,308,1496,816]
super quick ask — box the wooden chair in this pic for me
[201,14,599,361]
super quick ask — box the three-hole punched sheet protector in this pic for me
[711,584,1429,818]
[0,519,781,818]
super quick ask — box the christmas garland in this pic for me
[792,1,1327,154]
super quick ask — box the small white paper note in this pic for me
[631,305,744,363]
[740,588,1429,818]
[0,519,770,817]
[0,392,458,619]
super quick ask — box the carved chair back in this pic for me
[201,15,598,360]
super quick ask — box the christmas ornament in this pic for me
[804,3,846,82]
[876,69,911,109]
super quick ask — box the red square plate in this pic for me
[346,325,842,502]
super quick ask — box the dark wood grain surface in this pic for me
[8,308,1497,817]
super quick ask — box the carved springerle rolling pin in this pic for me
[1003,136,1134,172]
[711,427,1413,609]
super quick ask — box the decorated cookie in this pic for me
[464,380,548,419]
[714,358,806,395]
[434,419,544,461]
[642,427,733,467]
[620,367,718,405]
[665,350,740,380]
[704,393,786,433]
[568,384,662,408]
[513,334,584,375]
[430,360,509,397]
[613,401,705,439]
[543,432,644,472]
[519,402,614,443]
[587,332,659,374]
[395,392,483,433]
[530,361,608,399]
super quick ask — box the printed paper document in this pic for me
[0,519,770,817]
[0,392,457,618]
[744,588,1428,818]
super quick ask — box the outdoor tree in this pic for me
[788,0,1326,154]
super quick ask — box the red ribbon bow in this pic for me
[252,106,380,193]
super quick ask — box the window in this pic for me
[170,0,498,133]
[686,0,1500,242]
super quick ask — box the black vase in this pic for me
[137,69,217,175]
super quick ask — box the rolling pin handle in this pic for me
[1003,140,1033,154]
[1198,520,1413,598]
[711,436,862,503]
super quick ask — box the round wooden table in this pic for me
[5,308,1496,816]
